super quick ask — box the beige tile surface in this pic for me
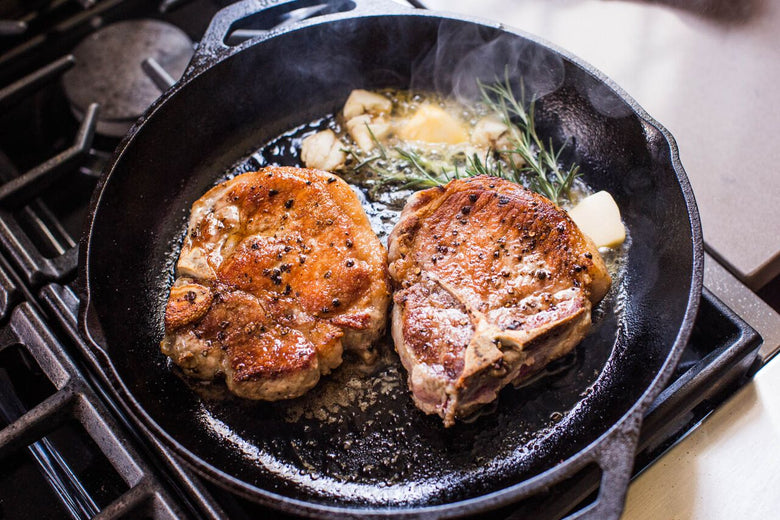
[622,354,780,519]
[423,0,780,289]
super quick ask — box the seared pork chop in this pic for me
[161,167,390,400]
[388,176,611,426]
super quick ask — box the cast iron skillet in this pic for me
[78,0,703,517]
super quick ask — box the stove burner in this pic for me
[62,20,193,138]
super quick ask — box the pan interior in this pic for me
[86,15,694,509]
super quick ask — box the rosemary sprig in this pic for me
[341,75,581,205]
[478,72,581,204]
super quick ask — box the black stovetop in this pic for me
[0,1,765,519]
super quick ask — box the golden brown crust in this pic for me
[164,281,213,330]
[389,176,611,426]
[162,167,389,400]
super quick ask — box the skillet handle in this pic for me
[79,298,112,364]
[566,416,642,520]
[191,0,414,70]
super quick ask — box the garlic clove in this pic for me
[301,129,347,171]
[346,115,392,152]
[343,89,393,120]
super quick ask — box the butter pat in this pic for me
[398,104,468,144]
[568,191,626,248]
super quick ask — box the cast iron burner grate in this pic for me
[0,302,193,519]
[0,0,766,519]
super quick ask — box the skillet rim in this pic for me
[77,9,704,518]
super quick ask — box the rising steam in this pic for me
[410,20,566,104]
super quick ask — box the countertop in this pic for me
[623,343,780,519]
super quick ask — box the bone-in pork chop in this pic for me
[161,167,390,400]
[388,176,611,426]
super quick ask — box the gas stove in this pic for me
[0,1,777,519]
